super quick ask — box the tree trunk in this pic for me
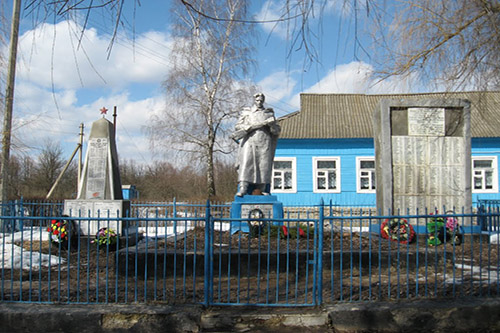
[206,145,216,198]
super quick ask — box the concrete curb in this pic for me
[327,298,500,333]
[1,299,500,332]
[200,306,329,332]
[0,303,203,333]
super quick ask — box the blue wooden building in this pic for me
[270,92,500,207]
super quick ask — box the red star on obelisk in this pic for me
[100,107,108,117]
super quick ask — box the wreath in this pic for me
[427,212,463,246]
[247,208,267,237]
[46,216,74,248]
[92,227,118,247]
[381,218,415,244]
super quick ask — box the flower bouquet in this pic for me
[46,218,73,248]
[380,218,415,244]
[92,228,118,247]
[427,212,463,246]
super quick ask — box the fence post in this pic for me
[204,200,212,306]
[317,199,324,305]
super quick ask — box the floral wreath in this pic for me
[381,218,415,244]
[47,218,72,244]
[427,211,461,246]
[92,227,118,246]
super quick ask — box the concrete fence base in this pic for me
[1,298,500,332]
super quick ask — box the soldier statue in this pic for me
[232,93,281,196]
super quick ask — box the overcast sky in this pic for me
[7,0,417,165]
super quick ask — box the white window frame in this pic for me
[472,156,498,193]
[271,157,297,193]
[313,157,341,193]
[356,157,376,193]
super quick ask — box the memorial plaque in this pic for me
[86,138,108,199]
[374,99,471,215]
[230,195,283,234]
[408,107,445,136]
[241,204,273,219]
[64,199,129,235]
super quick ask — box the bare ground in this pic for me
[2,227,499,305]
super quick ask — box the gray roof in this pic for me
[278,91,500,139]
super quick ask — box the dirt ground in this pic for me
[3,226,499,305]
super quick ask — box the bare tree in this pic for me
[369,0,500,90]
[149,0,256,198]
[31,140,78,198]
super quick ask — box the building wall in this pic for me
[471,137,500,202]
[272,137,500,207]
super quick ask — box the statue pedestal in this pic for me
[230,195,283,234]
[64,199,130,236]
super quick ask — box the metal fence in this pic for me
[0,200,499,306]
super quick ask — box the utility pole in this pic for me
[0,0,22,221]
[78,123,84,185]
[46,123,85,199]
[113,106,117,135]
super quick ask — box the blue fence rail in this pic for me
[0,200,499,306]
[478,199,500,231]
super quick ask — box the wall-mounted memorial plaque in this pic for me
[408,107,445,136]
[64,199,130,235]
[374,99,471,214]
[241,204,274,219]
[230,195,283,234]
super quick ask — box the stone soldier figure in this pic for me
[233,93,281,196]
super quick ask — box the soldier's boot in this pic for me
[236,181,249,197]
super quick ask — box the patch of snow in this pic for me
[138,222,231,239]
[1,227,65,270]
[490,233,500,244]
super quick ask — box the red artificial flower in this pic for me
[51,220,57,225]
[47,227,51,232]
[298,227,306,238]
[282,226,288,236]
[60,233,66,239]
[57,222,61,227]
[53,230,59,235]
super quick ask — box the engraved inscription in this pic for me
[64,200,123,235]
[241,204,273,219]
[86,138,108,199]
[408,108,445,136]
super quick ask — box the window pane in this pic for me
[328,171,336,189]
[486,170,493,189]
[273,177,282,189]
[361,178,369,189]
[474,160,493,168]
[274,161,292,169]
[284,172,292,189]
[317,160,335,169]
[360,160,375,169]
[474,176,482,189]
[317,177,325,189]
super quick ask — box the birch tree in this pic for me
[367,0,500,90]
[149,0,256,198]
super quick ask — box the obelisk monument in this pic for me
[64,107,130,235]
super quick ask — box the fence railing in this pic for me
[0,200,499,306]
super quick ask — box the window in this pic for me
[272,157,296,192]
[356,157,376,193]
[472,156,498,193]
[313,157,340,193]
